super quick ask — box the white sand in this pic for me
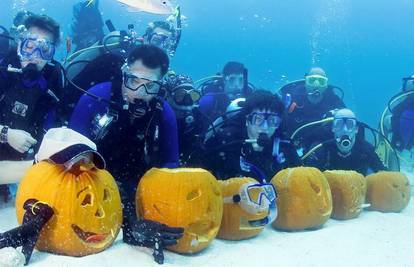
[1,172,413,267]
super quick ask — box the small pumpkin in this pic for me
[323,170,366,220]
[366,171,411,212]
[15,161,122,256]
[217,177,268,240]
[136,168,223,254]
[271,167,332,231]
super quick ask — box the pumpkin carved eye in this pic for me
[103,189,111,201]
[82,194,93,206]
[187,190,201,201]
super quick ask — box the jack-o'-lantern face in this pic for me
[366,171,411,213]
[16,161,122,256]
[323,170,366,220]
[271,167,332,231]
[136,168,223,254]
[218,177,270,240]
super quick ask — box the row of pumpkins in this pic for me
[14,162,411,257]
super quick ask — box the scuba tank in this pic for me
[64,20,141,81]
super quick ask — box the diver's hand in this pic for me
[131,219,184,264]
[7,129,37,153]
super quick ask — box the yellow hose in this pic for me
[301,143,324,160]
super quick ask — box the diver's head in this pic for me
[402,75,414,91]
[245,90,284,141]
[17,14,60,72]
[332,108,358,155]
[165,74,200,118]
[222,61,246,99]
[122,45,169,120]
[305,67,328,104]
[144,21,176,57]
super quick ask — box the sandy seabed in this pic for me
[0,171,413,267]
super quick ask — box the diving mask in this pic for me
[149,32,176,56]
[122,65,162,95]
[305,74,328,88]
[248,112,281,128]
[18,33,55,61]
[332,118,358,133]
[223,182,278,226]
[172,85,201,106]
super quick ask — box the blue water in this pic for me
[1,0,414,125]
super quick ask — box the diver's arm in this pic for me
[159,101,179,168]
[0,160,33,184]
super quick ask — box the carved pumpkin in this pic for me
[217,177,268,240]
[15,161,122,256]
[136,168,223,254]
[270,167,332,230]
[366,171,411,212]
[323,170,366,220]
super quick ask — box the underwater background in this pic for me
[1,0,414,126]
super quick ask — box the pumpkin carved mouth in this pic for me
[71,224,111,246]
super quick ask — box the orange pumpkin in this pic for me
[271,167,332,230]
[217,177,268,240]
[323,170,366,220]
[15,161,122,256]
[136,168,223,254]
[366,171,411,212]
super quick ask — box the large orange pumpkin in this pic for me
[271,167,332,230]
[217,177,268,240]
[136,168,223,254]
[15,161,122,256]
[323,170,366,220]
[366,171,411,212]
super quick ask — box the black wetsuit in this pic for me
[304,140,386,175]
[202,114,301,182]
[0,51,63,160]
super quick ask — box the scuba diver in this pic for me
[0,13,63,204]
[387,75,414,151]
[63,6,182,119]
[377,75,414,170]
[202,90,301,182]
[70,0,105,52]
[142,19,181,57]
[303,108,387,175]
[279,67,346,149]
[198,61,252,130]
[68,45,183,264]
[164,73,204,165]
[0,14,63,161]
